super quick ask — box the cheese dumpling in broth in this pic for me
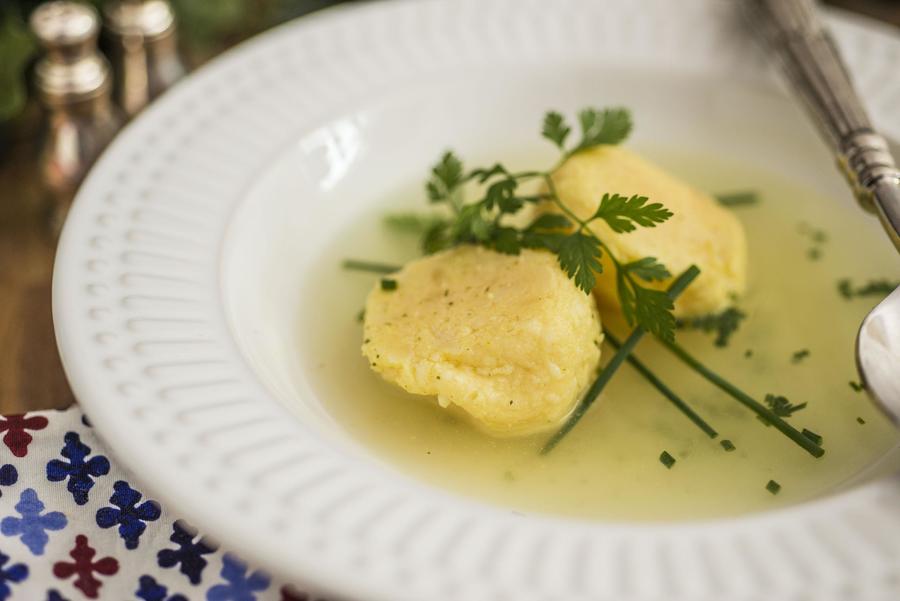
[362,246,603,437]
[551,146,748,317]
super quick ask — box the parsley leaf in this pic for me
[557,231,603,293]
[631,285,676,342]
[427,151,465,203]
[484,178,521,213]
[542,111,570,149]
[491,227,522,255]
[625,257,671,282]
[573,107,633,153]
[590,193,673,233]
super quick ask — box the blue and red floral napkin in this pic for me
[0,408,324,600]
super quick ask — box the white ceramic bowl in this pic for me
[53,1,900,599]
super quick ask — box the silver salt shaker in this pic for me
[103,0,185,118]
[31,1,124,236]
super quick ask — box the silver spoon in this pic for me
[747,0,900,421]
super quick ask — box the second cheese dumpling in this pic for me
[362,246,602,437]
[551,146,748,317]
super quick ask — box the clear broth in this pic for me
[304,151,900,521]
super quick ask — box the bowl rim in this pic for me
[52,0,900,599]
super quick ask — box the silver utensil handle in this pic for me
[747,0,900,251]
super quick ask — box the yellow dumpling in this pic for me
[362,246,602,437]
[551,146,747,317]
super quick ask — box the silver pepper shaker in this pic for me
[31,1,124,237]
[103,0,185,118]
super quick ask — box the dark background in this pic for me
[0,0,897,414]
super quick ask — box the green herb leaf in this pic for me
[491,227,522,255]
[677,307,747,348]
[542,111,571,149]
[720,439,736,452]
[631,285,677,343]
[557,231,603,293]
[625,257,671,282]
[849,380,865,393]
[590,193,673,233]
[422,221,452,254]
[380,278,398,291]
[837,278,899,300]
[791,349,810,364]
[573,107,633,153]
[764,393,807,418]
[766,480,781,495]
[526,213,573,232]
[484,178,521,213]
[427,151,464,203]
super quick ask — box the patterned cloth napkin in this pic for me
[0,408,324,601]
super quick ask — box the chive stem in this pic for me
[605,331,718,439]
[541,265,701,454]
[658,337,824,458]
[342,259,401,274]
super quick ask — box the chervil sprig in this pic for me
[400,108,680,341]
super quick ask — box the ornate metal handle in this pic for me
[746,0,900,251]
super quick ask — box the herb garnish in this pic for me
[720,439,736,452]
[345,108,826,459]
[849,381,865,393]
[606,331,718,439]
[677,307,746,347]
[661,339,822,457]
[380,278,398,291]
[791,349,810,364]
[763,393,807,418]
[398,108,679,342]
[766,480,781,495]
[837,278,899,300]
[857,417,866,425]
[659,451,676,469]
[716,191,759,207]
[541,266,700,454]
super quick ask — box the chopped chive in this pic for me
[716,191,759,207]
[659,451,676,469]
[849,381,864,393]
[605,332,717,439]
[744,349,753,358]
[857,417,866,425]
[766,480,781,495]
[802,429,822,445]
[380,278,398,291]
[659,340,824,458]
[791,349,811,364]
[807,248,822,261]
[541,266,701,454]
[356,309,365,323]
[343,259,402,274]
[720,439,736,452]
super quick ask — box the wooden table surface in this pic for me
[0,1,897,416]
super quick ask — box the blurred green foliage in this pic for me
[0,0,348,124]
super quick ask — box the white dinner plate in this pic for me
[53,1,900,599]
